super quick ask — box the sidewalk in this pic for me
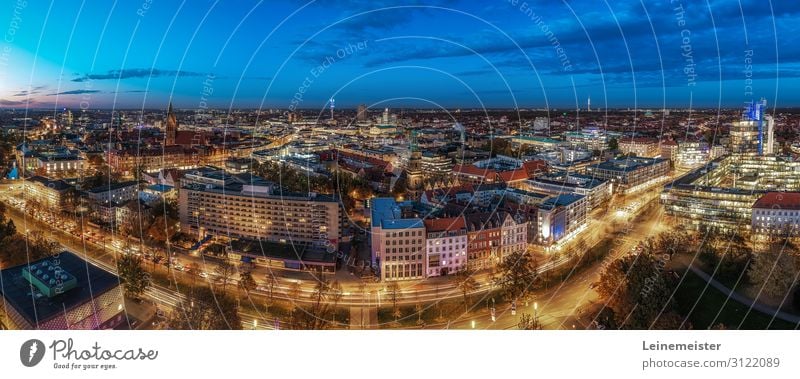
[684,261,800,325]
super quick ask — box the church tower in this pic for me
[406,130,424,198]
[166,102,177,145]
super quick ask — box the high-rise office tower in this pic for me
[730,99,770,156]
[382,107,390,124]
[765,114,775,155]
[357,104,367,121]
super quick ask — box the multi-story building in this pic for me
[464,212,502,271]
[23,176,74,210]
[420,151,453,178]
[585,156,669,193]
[424,217,468,277]
[729,99,774,156]
[565,126,609,151]
[512,136,568,152]
[499,213,528,258]
[517,172,610,209]
[179,168,342,248]
[107,145,204,175]
[661,155,800,231]
[751,192,800,238]
[659,140,678,162]
[452,156,546,186]
[32,153,85,177]
[531,117,550,134]
[420,184,475,208]
[0,251,125,330]
[16,143,85,177]
[84,181,139,205]
[676,141,711,169]
[370,198,426,281]
[537,194,587,245]
[619,137,659,157]
[357,104,368,121]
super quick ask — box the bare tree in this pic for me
[329,280,343,323]
[455,268,478,313]
[238,270,257,297]
[214,261,236,293]
[387,282,402,321]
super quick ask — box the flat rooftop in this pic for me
[370,197,424,229]
[539,193,585,210]
[591,157,666,172]
[0,251,119,327]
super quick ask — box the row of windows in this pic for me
[386,238,423,246]
[386,254,423,261]
[469,241,498,249]
[427,237,466,245]
[384,230,423,238]
[754,210,800,216]
[754,217,800,223]
[385,263,424,279]
[427,244,466,252]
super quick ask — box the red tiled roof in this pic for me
[337,150,389,169]
[753,192,800,210]
[523,160,548,175]
[452,164,494,177]
[424,216,466,232]
[175,130,207,146]
[497,169,529,182]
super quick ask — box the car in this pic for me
[199,272,209,278]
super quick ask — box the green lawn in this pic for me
[674,270,798,330]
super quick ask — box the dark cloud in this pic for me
[0,99,32,106]
[47,89,102,96]
[71,68,208,82]
[12,85,47,97]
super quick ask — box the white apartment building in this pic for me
[499,213,528,258]
[424,216,468,277]
[370,198,426,281]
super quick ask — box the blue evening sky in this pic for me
[1,0,799,110]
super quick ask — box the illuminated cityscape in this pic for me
[2,1,800,336]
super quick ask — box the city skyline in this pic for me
[2,0,800,110]
[2,0,800,336]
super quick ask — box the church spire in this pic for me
[165,101,177,145]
